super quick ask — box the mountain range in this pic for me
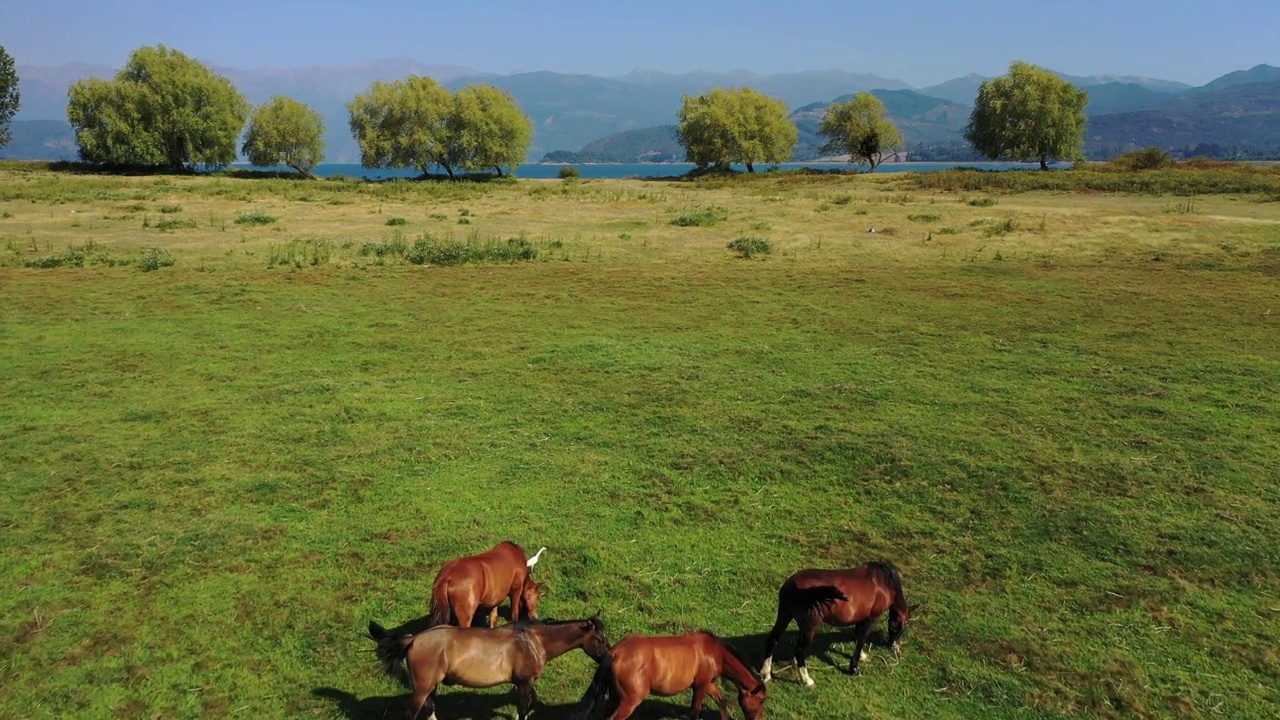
[4,61,1279,163]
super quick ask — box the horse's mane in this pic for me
[516,616,606,632]
[866,560,904,598]
[709,635,765,688]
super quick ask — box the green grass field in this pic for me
[2,163,1278,719]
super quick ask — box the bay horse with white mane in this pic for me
[369,614,609,720]
[574,631,766,720]
[760,560,913,687]
[428,541,546,628]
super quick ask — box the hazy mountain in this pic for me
[1085,80,1280,155]
[0,120,77,160]
[14,63,114,120]
[1195,64,1280,93]
[919,74,990,105]
[613,68,911,106]
[1083,82,1179,115]
[1057,72,1191,92]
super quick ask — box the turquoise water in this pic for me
[237,161,1061,180]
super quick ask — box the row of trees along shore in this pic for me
[8,43,1091,176]
[61,45,532,177]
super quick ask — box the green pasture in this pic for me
[1,164,1278,719]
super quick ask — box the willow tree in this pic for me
[0,44,19,148]
[449,84,532,176]
[817,93,904,172]
[965,61,1088,170]
[242,97,326,178]
[348,75,453,177]
[66,45,248,171]
[677,87,796,172]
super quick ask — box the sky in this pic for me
[2,0,1277,86]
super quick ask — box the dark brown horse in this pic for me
[759,561,912,687]
[369,615,608,720]
[574,631,766,720]
[428,542,546,628]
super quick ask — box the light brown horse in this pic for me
[759,560,913,687]
[428,541,546,628]
[369,615,608,720]
[574,631,766,720]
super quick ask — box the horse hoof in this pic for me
[849,666,861,677]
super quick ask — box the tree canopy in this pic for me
[242,97,326,178]
[965,61,1089,170]
[816,93,904,172]
[676,87,797,172]
[349,78,532,179]
[66,45,248,171]
[0,44,19,149]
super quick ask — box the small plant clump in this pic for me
[727,236,773,259]
[234,211,279,226]
[137,247,175,271]
[558,166,581,179]
[670,207,728,227]
[385,216,409,226]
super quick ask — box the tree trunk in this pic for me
[746,162,755,173]
[290,164,317,180]
[1040,156,1050,171]
[443,164,456,180]
[866,154,878,173]
[494,166,504,177]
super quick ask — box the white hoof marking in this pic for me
[799,667,815,688]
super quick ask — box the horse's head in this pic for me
[580,612,610,661]
[888,602,917,650]
[737,681,766,720]
[520,578,545,620]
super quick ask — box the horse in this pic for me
[369,614,608,720]
[428,542,547,628]
[574,631,766,720]
[759,560,913,687]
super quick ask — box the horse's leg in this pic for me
[607,693,644,720]
[690,682,708,720]
[488,606,499,628]
[608,677,647,720]
[795,617,820,688]
[407,688,435,720]
[760,603,792,681]
[700,681,728,720]
[508,587,521,624]
[455,594,477,628]
[848,617,876,676]
[516,680,535,720]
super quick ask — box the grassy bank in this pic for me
[1,164,1278,719]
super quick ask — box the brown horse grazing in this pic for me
[759,560,913,687]
[428,542,546,628]
[369,615,608,720]
[574,631,766,720]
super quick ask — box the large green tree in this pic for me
[677,87,796,172]
[817,93,904,172]
[965,61,1088,170]
[0,44,19,149]
[66,45,248,172]
[242,97,326,178]
[348,75,453,177]
[449,85,532,176]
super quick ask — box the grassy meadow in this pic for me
[1,161,1278,719]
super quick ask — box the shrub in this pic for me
[158,204,183,214]
[908,212,941,222]
[1110,147,1173,171]
[385,216,409,226]
[670,207,727,227]
[234,211,278,226]
[558,166,581,179]
[406,234,539,266]
[155,217,197,231]
[727,236,773,259]
[137,247,175,271]
[968,197,998,207]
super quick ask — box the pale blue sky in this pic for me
[2,0,1275,86]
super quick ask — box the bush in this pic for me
[137,247,175,271]
[406,234,539,266]
[670,207,727,227]
[558,166,581,179]
[726,236,773,259]
[908,212,941,222]
[1110,147,1172,171]
[155,217,197,231]
[968,197,998,207]
[385,216,409,226]
[234,211,278,226]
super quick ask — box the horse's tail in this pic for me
[428,574,452,627]
[367,620,413,679]
[784,582,847,614]
[572,651,614,720]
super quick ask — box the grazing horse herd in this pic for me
[368,541,913,720]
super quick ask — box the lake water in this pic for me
[238,161,1060,180]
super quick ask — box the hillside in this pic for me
[0,120,77,161]
[1085,80,1280,156]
